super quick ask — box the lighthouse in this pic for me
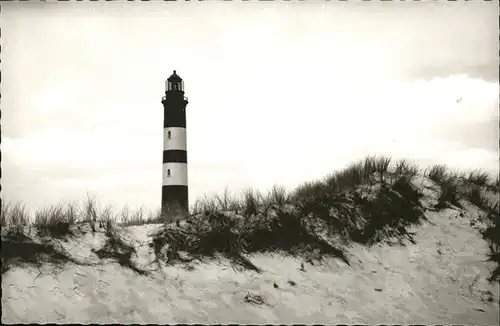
[161,70,189,219]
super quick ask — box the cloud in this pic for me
[440,148,498,174]
[2,129,159,170]
[429,119,499,153]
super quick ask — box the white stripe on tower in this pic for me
[161,70,189,215]
[162,163,188,186]
[163,127,187,151]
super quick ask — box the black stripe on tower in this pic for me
[163,150,187,163]
[163,96,187,128]
[162,185,188,213]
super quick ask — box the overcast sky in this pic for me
[2,1,499,216]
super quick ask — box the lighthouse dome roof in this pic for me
[167,70,182,82]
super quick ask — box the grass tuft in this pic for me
[34,201,79,238]
[192,188,243,216]
[1,201,31,232]
[434,178,461,210]
[393,159,420,179]
[350,175,424,245]
[120,205,146,226]
[466,170,490,187]
[481,200,500,283]
[293,181,327,202]
[117,205,164,227]
[264,185,290,209]
[426,164,449,184]
[462,185,492,210]
[82,193,100,232]
[241,188,264,217]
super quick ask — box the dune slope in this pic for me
[2,177,499,324]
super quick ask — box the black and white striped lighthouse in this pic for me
[161,70,189,217]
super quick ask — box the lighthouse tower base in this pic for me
[161,185,189,220]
